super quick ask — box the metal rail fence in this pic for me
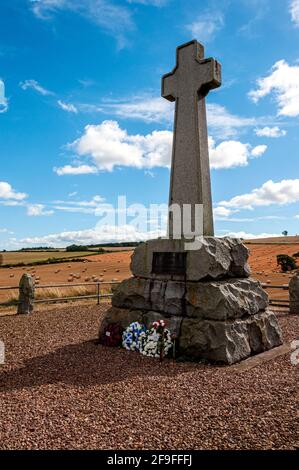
[261,283,289,308]
[0,280,291,310]
[0,281,120,307]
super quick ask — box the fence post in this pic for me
[17,274,35,315]
[97,282,100,305]
[289,272,299,314]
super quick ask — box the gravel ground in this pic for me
[0,305,298,450]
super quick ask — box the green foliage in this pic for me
[282,230,288,236]
[0,257,87,269]
[19,247,53,251]
[277,254,297,272]
[66,244,89,252]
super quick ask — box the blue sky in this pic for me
[0,0,299,248]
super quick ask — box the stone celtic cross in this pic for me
[162,40,221,237]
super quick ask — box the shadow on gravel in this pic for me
[0,340,201,392]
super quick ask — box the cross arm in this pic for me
[197,58,222,96]
[161,71,177,102]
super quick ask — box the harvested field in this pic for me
[0,251,132,305]
[0,239,298,307]
[0,304,297,450]
[246,236,299,244]
[247,243,299,302]
[1,250,93,265]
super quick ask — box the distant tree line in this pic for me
[18,246,54,251]
[87,242,142,248]
[66,244,105,253]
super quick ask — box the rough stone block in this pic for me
[99,306,143,336]
[179,310,282,364]
[112,277,151,310]
[111,276,268,320]
[164,281,185,315]
[131,236,250,281]
[186,278,268,320]
[143,311,183,337]
[17,273,35,315]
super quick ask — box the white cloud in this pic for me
[68,191,78,197]
[72,195,105,206]
[57,120,266,173]
[186,12,224,42]
[127,0,167,5]
[219,179,299,210]
[213,206,235,218]
[67,120,172,172]
[101,96,174,123]
[52,195,105,214]
[290,0,299,26]
[209,137,267,169]
[255,126,286,138]
[30,0,66,19]
[26,204,54,216]
[219,231,281,239]
[20,79,54,96]
[99,97,257,138]
[207,103,257,139]
[0,182,27,201]
[54,164,98,175]
[250,144,267,157]
[57,100,78,113]
[30,0,134,48]
[0,79,8,113]
[19,224,162,247]
[249,60,299,117]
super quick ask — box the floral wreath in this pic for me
[99,322,124,347]
[139,320,173,358]
[122,321,147,351]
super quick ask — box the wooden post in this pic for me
[97,282,100,305]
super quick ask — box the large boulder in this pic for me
[112,278,152,311]
[186,278,268,320]
[143,311,183,337]
[17,273,35,315]
[112,277,268,320]
[179,311,282,364]
[99,306,143,336]
[131,236,250,281]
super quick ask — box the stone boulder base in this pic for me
[112,277,268,320]
[131,237,251,281]
[100,306,282,364]
[179,311,282,364]
[100,235,283,364]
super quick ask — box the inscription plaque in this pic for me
[152,252,186,275]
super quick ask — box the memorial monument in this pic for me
[99,40,282,364]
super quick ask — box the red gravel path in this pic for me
[0,305,298,450]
